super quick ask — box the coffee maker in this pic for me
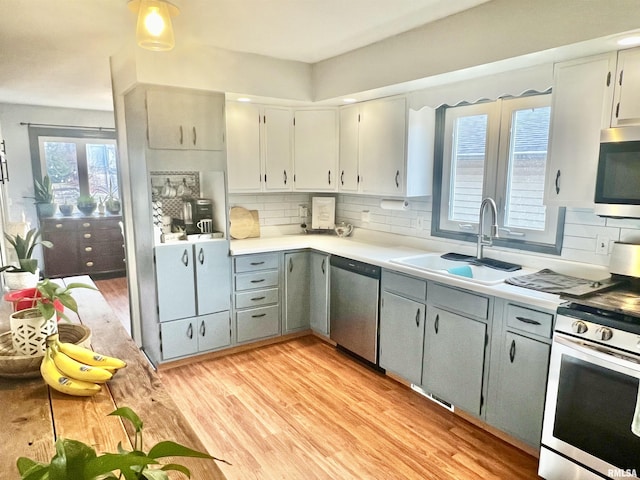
[183,198,213,234]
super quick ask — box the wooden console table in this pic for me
[0,276,227,479]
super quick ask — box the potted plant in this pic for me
[17,407,228,479]
[33,175,56,218]
[8,278,95,356]
[105,180,121,214]
[76,194,97,216]
[0,228,52,290]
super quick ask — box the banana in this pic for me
[48,334,127,370]
[40,349,102,397]
[49,344,113,383]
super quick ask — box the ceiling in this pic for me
[0,0,490,111]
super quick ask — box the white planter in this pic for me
[10,307,57,356]
[3,269,40,291]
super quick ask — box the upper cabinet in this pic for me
[611,47,640,127]
[226,103,292,193]
[146,88,225,151]
[544,53,616,207]
[339,96,434,197]
[293,109,338,191]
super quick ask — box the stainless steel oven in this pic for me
[539,309,640,480]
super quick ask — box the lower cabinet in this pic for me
[422,305,487,416]
[237,305,280,343]
[486,300,553,447]
[161,311,231,360]
[284,251,310,333]
[309,252,329,335]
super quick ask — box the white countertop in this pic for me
[229,232,575,312]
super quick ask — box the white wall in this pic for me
[0,103,115,228]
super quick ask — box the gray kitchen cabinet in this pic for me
[263,107,293,191]
[309,252,329,335]
[380,291,426,385]
[160,311,231,360]
[155,243,197,321]
[233,252,281,343]
[226,101,262,192]
[194,241,231,316]
[146,88,225,151]
[486,300,553,447]
[284,251,311,333]
[545,52,617,207]
[293,109,338,191]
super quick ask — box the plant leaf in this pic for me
[16,457,49,480]
[160,463,191,477]
[64,282,98,291]
[109,407,144,432]
[147,441,213,460]
[83,452,157,479]
[19,258,38,274]
[59,438,96,479]
[141,468,170,480]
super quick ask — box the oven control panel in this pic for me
[556,315,640,355]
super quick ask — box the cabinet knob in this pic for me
[85,261,94,267]
[85,246,93,252]
[82,222,91,228]
[83,233,91,239]
[55,223,63,229]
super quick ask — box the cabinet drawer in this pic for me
[236,305,280,342]
[430,283,489,320]
[235,270,279,291]
[382,270,427,301]
[80,253,126,272]
[235,288,279,309]
[79,229,123,243]
[234,253,279,273]
[41,219,78,232]
[506,304,554,338]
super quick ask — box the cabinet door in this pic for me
[339,105,360,192]
[309,253,329,335]
[487,332,550,446]
[612,47,640,127]
[263,107,292,191]
[545,53,616,207]
[146,90,185,149]
[284,252,310,332]
[294,109,338,191]
[42,220,80,277]
[155,244,196,321]
[197,311,231,352]
[188,92,225,151]
[359,97,407,196]
[380,291,425,385]
[226,102,262,192]
[423,306,487,415]
[161,318,198,360]
[194,241,230,315]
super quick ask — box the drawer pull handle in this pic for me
[187,322,193,339]
[415,308,420,327]
[250,279,265,283]
[251,313,266,318]
[181,249,189,267]
[251,296,266,301]
[509,339,516,363]
[86,261,94,267]
[434,314,439,334]
[82,222,91,228]
[200,320,205,337]
[289,257,293,272]
[83,233,91,239]
[55,223,63,229]
[516,316,541,326]
[250,261,265,266]
[198,247,204,265]
[85,247,93,252]
[321,258,325,275]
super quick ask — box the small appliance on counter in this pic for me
[183,198,213,234]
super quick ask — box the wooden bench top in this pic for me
[0,276,227,479]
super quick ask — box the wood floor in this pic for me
[93,276,541,479]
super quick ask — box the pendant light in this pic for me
[128,0,180,51]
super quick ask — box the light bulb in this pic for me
[129,0,179,51]
[144,7,165,37]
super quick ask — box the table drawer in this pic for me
[382,270,426,301]
[430,283,489,320]
[236,305,280,343]
[235,270,279,291]
[235,288,279,309]
[234,253,279,273]
[506,304,554,338]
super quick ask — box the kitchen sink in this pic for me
[389,254,530,286]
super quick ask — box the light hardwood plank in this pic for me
[160,336,541,480]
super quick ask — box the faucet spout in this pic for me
[477,197,498,259]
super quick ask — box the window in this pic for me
[433,93,564,254]
[28,127,119,205]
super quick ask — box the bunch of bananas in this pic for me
[40,334,127,397]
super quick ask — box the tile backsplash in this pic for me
[229,192,640,268]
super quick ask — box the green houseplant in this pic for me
[16,407,228,480]
[105,180,121,214]
[33,175,56,218]
[0,228,52,290]
[77,194,97,216]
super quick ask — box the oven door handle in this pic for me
[554,333,640,371]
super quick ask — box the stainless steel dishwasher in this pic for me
[329,255,381,366]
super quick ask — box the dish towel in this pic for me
[632,382,640,438]
[447,265,473,278]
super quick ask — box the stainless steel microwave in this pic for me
[594,126,640,218]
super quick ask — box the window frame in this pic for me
[431,93,565,255]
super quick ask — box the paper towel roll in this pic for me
[380,199,409,210]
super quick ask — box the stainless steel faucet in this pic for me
[477,197,498,259]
